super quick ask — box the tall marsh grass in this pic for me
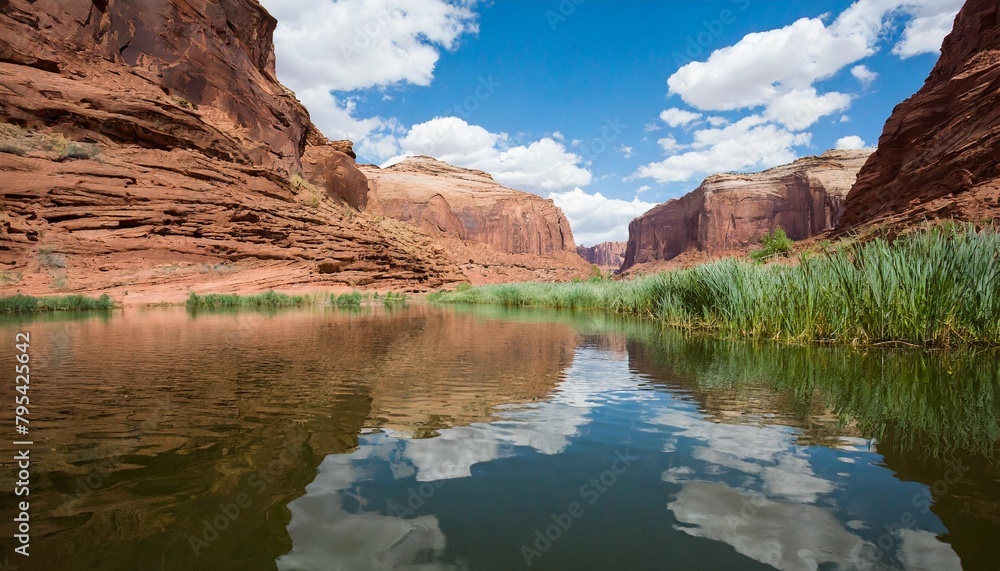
[186,290,407,309]
[0,294,114,313]
[432,226,1000,347]
[186,291,309,309]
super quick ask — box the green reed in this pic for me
[185,290,309,309]
[432,225,1000,347]
[0,294,114,313]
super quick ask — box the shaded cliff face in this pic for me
[0,0,464,299]
[838,0,1000,230]
[1,0,308,170]
[362,156,592,284]
[577,242,627,270]
[622,150,872,272]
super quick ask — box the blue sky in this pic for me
[260,0,964,245]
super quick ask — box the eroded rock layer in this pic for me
[363,156,592,284]
[622,150,872,272]
[837,0,1000,231]
[577,242,627,271]
[0,0,463,301]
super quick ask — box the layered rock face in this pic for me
[837,0,1000,231]
[0,0,463,300]
[362,156,591,283]
[1,0,309,170]
[577,242,627,270]
[622,150,872,272]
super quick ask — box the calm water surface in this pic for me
[0,304,997,570]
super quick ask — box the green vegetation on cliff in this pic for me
[432,226,1000,347]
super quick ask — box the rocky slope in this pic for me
[0,0,463,302]
[577,242,627,270]
[622,150,872,272]
[362,156,591,283]
[837,0,1000,231]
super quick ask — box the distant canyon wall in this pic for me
[362,157,592,284]
[622,150,872,272]
[577,242,627,270]
[364,156,577,256]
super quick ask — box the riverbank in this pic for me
[0,290,411,313]
[432,225,1000,348]
[0,294,114,313]
[185,290,407,309]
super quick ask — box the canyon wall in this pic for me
[622,150,872,272]
[576,242,627,270]
[0,0,463,301]
[363,156,591,284]
[0,0,310,170]
[837,0,1000,231]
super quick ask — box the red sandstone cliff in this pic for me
[0,0,463,301]
[622,150,872,272]
[577,242,627,271]
[362,156,591,284]
[837,0,1000,231]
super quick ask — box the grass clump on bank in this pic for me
[431,225,1000,347]
[186,290,407,309]
[751,228,794,263]
[0,294,114,313]
[186,290,309,309]
[381,291,408,305]
[333,291,362,306]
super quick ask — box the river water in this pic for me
[0,304,997,570]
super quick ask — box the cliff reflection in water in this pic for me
[0,306,580,570]
[0,304,996,570]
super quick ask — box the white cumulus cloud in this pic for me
[549,188,656,246]
[658,135,684,153]
[263,0,477,92]
[261,0,479,159]
[393,116,592,193]
[634,116,810,184]
[667,16,867,115]
[850,64,878,87]
[892,0,965,58]
[636,0,962,187]
[763,88,853,131]
[665,0,962,127]
[835,135,868,150]
[660,108,703,128]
